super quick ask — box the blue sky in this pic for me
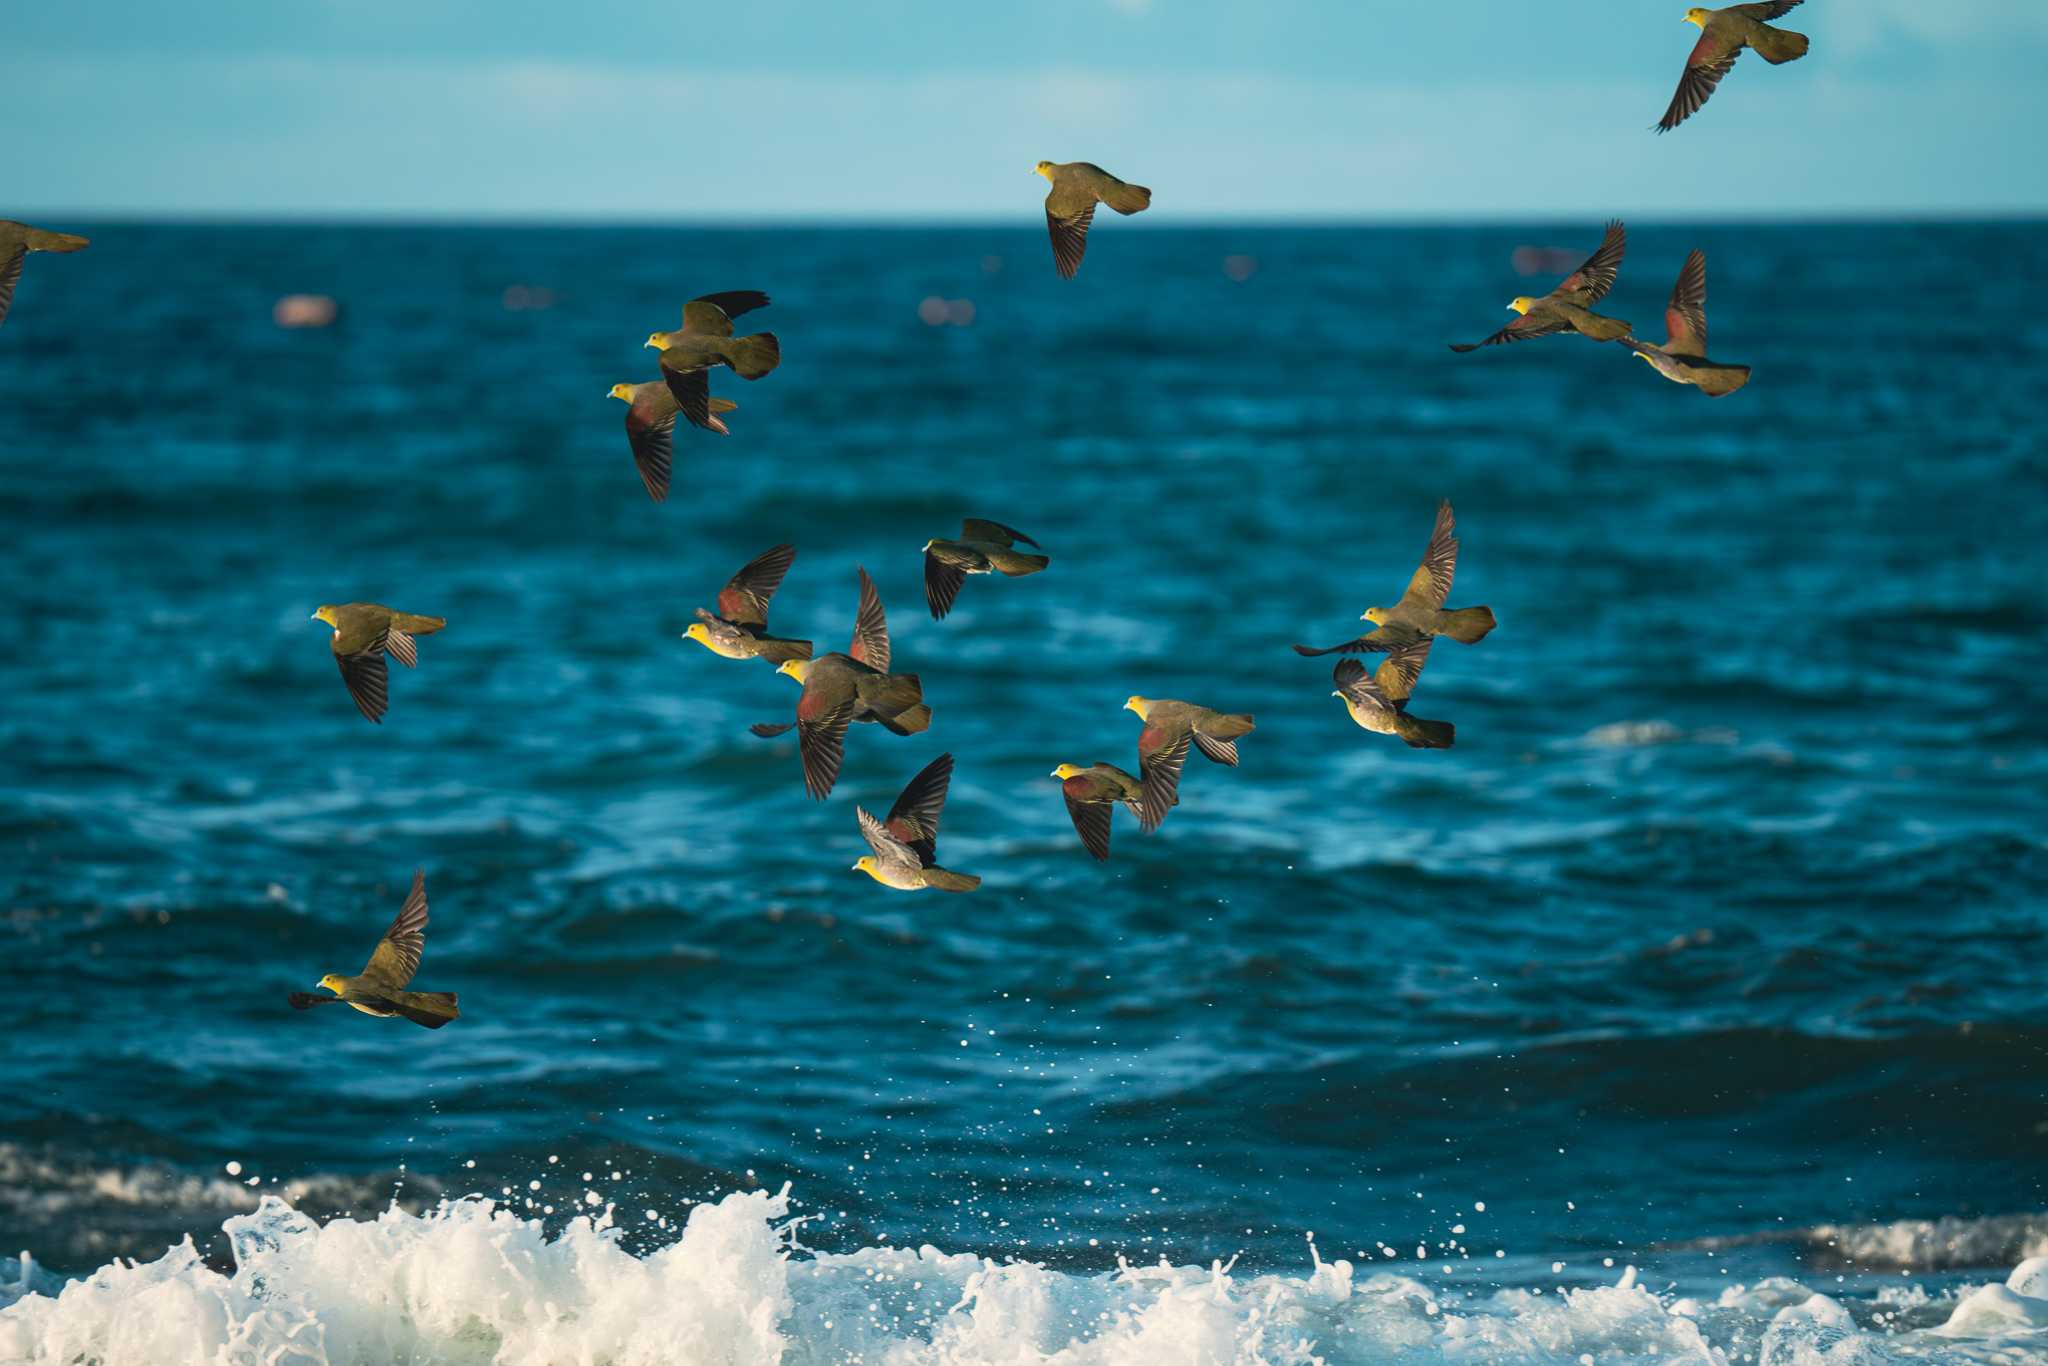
[6,1,2045,219]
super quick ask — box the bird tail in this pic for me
[390,613,447,637]
[871,674,930,735]
[391,991,460,1029]
[1694,363,1754,398]
[1582,315,1634,342]
[923,868,982,893]
[1439,606,1497,644]
[25,230,90,253]
[1103,183,1152,215]
[753,636,814,664]
[1751,26,1808,63]
[726,332,781,380]
[1394,713,1455,750]
[1205,712,1256,741]
[709,397,738,414]
[987,550,1051,577]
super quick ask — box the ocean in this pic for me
[0,221,2044,1362]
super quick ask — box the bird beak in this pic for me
[848,862,862,872]
[644,339,659,349]
[310,613,321,620]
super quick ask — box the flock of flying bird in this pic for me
[0,3,1811,1025]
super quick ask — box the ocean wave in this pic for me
[1672,1210,2048,1273]
[6,1190,2047,1364]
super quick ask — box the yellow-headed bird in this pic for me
[852,752,981,892]
[288,870,459,1028]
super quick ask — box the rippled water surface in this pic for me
[1,221,2045,1357]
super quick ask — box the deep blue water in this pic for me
[1,221,2044,1303]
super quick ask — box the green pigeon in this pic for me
[1622,250,1752,397]
[682,544,813,666]
[0,220,88,329]
[1294,500,1496,656]
[1659,3,1809,133]
[1452,222,1631,352]
[1123,697,1254,832]
[312,603,446,724]
[771,568,929,799]
[1329,642,1454,749]
[1050,762,1150,861]
[852,752,981,892]
[642,290,780,433]
[288,870,460,1028]
[1034,161,1152,279]
[923,519,1050,620]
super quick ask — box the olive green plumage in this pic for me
[1658,3,1809,133]
[852,752,981,892]
[1051,761,1149,861]
[287,869,460,1029]
[1034,161,1152,279]
[609,381,738,503]
[642,290,780,438]
[0,220,89,329]
[311,602,447,725]
[1294,500,1496,657]
[774,567,930,800]
[1451,221,1631,352]
[1123,697,1254,833]
[1622,250,1753,397]
[1330,642,1455,750]
[923,518,1050,620]
[682,544,813,665]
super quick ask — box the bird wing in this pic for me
[1044,181,1097,280]
[959,518,1040,549]
[856,805,922,870]
[360,869,428,989]
[1664,249,1709,353]
[1333,658,1394,710]
[718,544,796,628]
[626,386,681,503]
[884,752,954,864]
[1136,729,1192,834]
[1396,499,1459,612]
[848,567,891,673]
[797,693,856,800]
[923,551,968,621]
[334,644,389,724]
[0,248,23,328]
[685,291,770,334]
[1728,0,1802,18]
[1550,221,1626,305]
[1371,637,1436,705]
[658,362,722,433]
[1658,40,1741,133]
[1450,311,1573,352]
[1062,782,1115,861]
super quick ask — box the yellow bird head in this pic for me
[1051,763,1082,780]
[317,973,345,995]
[311,605,338,626]
[1683,7,1708,26]
[682,622,712,648]
[1361,607,1388,624]
[1033,160,1055,180]
[850,855,883,881]
[1123,696,1149,719]
[777,659,810,683]
[1508,297,1537,315]
[608,383,635,402]
[921,539,936,552]
[644,331,669,350]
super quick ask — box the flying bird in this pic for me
[1658,4,1809,133]
[0,220,89,329]
[682,544,813,665]
[1622,250,1753,397]
[1050,762,1150,862]
[1451,222,1631,352]
[288,870,460,1028]
[775,568,930,799]
[1294,500,1496,656]
[923,519,1050,620]
[851,752,981,892]
[644,291,780,434]
[312,603,446,724]
[1123,697,1254,833]
[1034,161,1152,279]
[607,383,739,503]
[1329,643,1454,749]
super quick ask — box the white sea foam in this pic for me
[5,1191,2047,1364]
